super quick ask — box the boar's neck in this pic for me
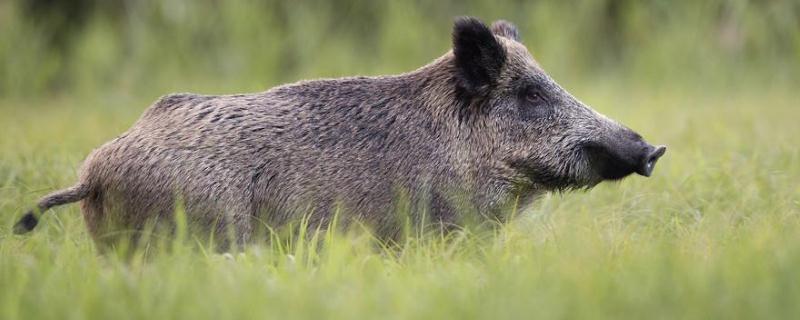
[389,55,522,217]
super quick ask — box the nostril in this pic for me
[639,145,667,177]
[650,145,667,161]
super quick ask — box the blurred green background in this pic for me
[1,0,798,100]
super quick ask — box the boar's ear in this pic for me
[490,20,520,42]
[452,17,506,96]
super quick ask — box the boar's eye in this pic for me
[519,86,552,120]
[525,87,545,105]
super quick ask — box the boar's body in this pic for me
[13,18,665,249]
[78,62,496,245]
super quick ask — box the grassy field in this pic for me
[2,0,800,319]
[1,82,798,319]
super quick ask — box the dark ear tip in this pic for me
[454,16,483,26]
[453,16,489,36]
[490,20,520,41]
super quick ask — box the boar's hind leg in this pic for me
[80,187,177,254]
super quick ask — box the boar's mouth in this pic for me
[506,138,666,192]
[507,158,589,191]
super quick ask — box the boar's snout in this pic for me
[638,145,667,177]
[584,131,667,181]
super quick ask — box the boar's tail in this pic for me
[12,182,92,235]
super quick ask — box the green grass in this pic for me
[1,82,798,319]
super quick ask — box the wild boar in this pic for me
[13,17,665,248]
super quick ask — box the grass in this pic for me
[1,79,798,319]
